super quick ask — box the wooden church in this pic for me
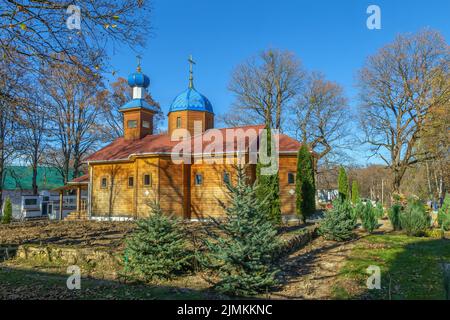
[64,59,310,221]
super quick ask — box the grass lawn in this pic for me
[333,233,450,300]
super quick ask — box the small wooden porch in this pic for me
[52,174,89,221]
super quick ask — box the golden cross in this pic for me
[188,54,195,88]
[136,55,142,72]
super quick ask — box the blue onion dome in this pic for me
[128,71,150,88]
[169,87,214,114]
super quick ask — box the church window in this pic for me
[288,172,295,185]
[127,120,137,128]
[176,116,182,128]
[128,176,134,188]
[223,171,230,184]
[143,174,152,186]
[195,173,203,186]
[101,177,108,189]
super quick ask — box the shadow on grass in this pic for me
[0,265,222,300]
[278,222,314,235]
[334,235,450,300]
[270,235,363,299]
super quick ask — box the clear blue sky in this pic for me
[108,0,449,164]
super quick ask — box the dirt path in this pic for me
[268,236,357,299]
[270,221,392,299]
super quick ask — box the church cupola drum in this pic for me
[168,55,214,136]
[119,58,158,140]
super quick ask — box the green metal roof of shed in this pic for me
[2,166,67,191]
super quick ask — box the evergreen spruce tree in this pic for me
[338,166,349,201]
[400,199,431,237]
[256,125,281,224]
[388,203,402,231]
[123,202,191,281]
[360,202,378,233]
[374,202,385,219]
[351,181,360,205]
[319,200,356,241]
[1,197,12,224]
[296,144,316,223]
[353,200,365,220]
[204,165,281,296]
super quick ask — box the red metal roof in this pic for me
[85,124,302,162]
[68,174,89,183]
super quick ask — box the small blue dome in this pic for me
[128,72,150,88]
[169,87,214,114]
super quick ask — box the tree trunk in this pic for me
[0,152,4,211]
[392,172,401,195]
[426,161,432,197]
[32,162,38,195]
[73,156,80,180]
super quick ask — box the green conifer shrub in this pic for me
[295,144,316,223]
[351,181,360,204]
[338,166,349,201]
[374,202,385,219]
[1,197,12,224]
[123,202,192,281]
[438,194,450,231]
[360,202,378,233]
[256,126,281,225]
[353,200,365,220]
[319,200,356,241]
[400,200,431,237]
[388,203,402,231]
[203,165,281,296]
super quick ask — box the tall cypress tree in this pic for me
[256,125,281,224]
[296,144,316,223]
[1,197,12,224]
[351,180,360,204]
[338,166,349,201]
